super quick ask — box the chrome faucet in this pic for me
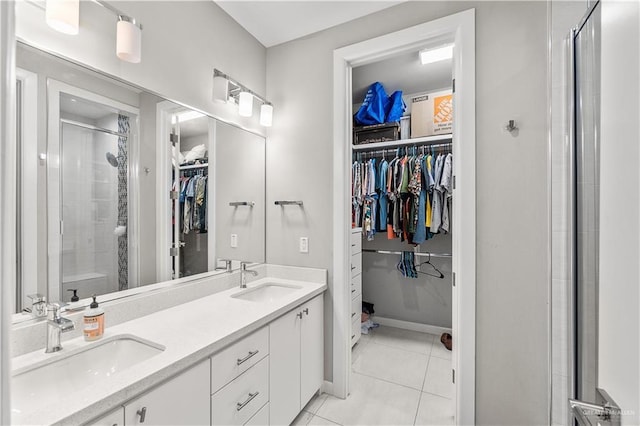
[45,303,75,353]
[240,262,258,288]
[215,259,233,273]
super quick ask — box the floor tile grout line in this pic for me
[351,370,425,393]
[313,412,343,425]
[421,389,454,400]
[413,386,424,426]
[366,339,434,356]
[420,352,432,393]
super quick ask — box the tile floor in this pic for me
[292,326,454,426]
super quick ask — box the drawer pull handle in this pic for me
[303,308,309,315]
[237,350,259,365]
[351,289,356,293]
[351,243,356,247]
[237,391,260,411]
[137,407,147,423]
[352,334,356,339]
[351,266,356,270]
[352,312,356,318]
[297,311,303,318]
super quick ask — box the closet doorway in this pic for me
[332,9,476,424]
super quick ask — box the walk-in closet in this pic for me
[348,45,455,421]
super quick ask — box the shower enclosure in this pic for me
[48,88,138,303]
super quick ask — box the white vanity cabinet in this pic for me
[86,407,124,426]
[123,359,210,425]
[269,294,324,425]
[210,327,270,425]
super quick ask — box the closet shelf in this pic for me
[351,134,452,151]
[179,163,208,170]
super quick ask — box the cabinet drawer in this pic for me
[211,326,269,393]
[350,253,362,278]
[350,231,362,255]
[351,294,362,323]
[351,316,361,347]
[86,407,124,426]
[244,402,268,426]
[211,356,269,425]
[350,275,362,299]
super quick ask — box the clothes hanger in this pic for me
[419,253,445,279]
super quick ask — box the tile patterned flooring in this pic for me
[292,326,454,426]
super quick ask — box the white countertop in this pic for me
[11,276,326,425]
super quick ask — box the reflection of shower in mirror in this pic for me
[105,151,119,167]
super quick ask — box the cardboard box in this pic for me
[410,90,453,137]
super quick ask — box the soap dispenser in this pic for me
[66,288,82,311]
[83,295,105,341]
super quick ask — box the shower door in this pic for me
[48,85,137,304]
[570,0,639,423]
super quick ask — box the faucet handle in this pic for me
[46,302,66,320]
[27,294,47,318]
[215,259,233,272]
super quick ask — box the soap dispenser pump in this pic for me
[83,295,105,341]
[67,288,79,302]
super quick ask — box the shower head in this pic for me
[106,152,118,168]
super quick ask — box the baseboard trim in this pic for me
[321,380,334,396]
[373,316,452,335]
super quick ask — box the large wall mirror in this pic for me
[12,42,266,319]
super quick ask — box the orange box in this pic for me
[410,90,453,137]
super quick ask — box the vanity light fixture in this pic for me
[419,44,454,65]
[116,16,142,63]
[238,92,253,117]
[260,103,273,127]
[213,69,274,126]
[46,0,80,35]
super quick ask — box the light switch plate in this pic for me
[230,234,238,248]
[299,237,309,253]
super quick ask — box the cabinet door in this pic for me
[300,295,324,407]
[269,308,301,425]
[124,359,210,425]
[86,407,124,426]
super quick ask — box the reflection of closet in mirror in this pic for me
[48,83,140,304]
[171,111,211,279]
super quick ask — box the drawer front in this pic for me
[350,275,362,300]
[244,402,269,426]
[211,326,269,393]
[350,253,362,278]
[351,294,362,323]
[351,317,361,347]
[211,356,269,425]
[350,231,362,255]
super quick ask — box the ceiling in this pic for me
[215,1,403,48]
[352,51,453,105]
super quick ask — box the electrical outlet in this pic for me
[299,237,309,253]
[230,234,238,248]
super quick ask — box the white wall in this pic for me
[15,0,267,136]
[598,0,640,423]
[265,2,550,423]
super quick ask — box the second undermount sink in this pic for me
[11,334,164,414]
[232,283,302,302]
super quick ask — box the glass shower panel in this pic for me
[60,122,124,301]
[573,3,600,403]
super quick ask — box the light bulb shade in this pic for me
[238,92,253,117]
[260,104,273,127]
[419,44,454,65]
[46,0,79,35]
[212,76,229,103]
[117,19,142,63]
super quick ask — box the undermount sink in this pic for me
[232,283,302,302]
[11,334,164,416]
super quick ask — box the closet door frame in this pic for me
[331,9,476,424]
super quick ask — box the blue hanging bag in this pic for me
[355,82,389,125]
[386,90,406,122]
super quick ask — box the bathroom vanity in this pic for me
[11,266,326,425]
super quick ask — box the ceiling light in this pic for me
[260,103,273,127]
[45,0,79,35]
[116,16,142,63]
[238,92,253,117]
[419,44,454,65]
[175,111,206,124]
